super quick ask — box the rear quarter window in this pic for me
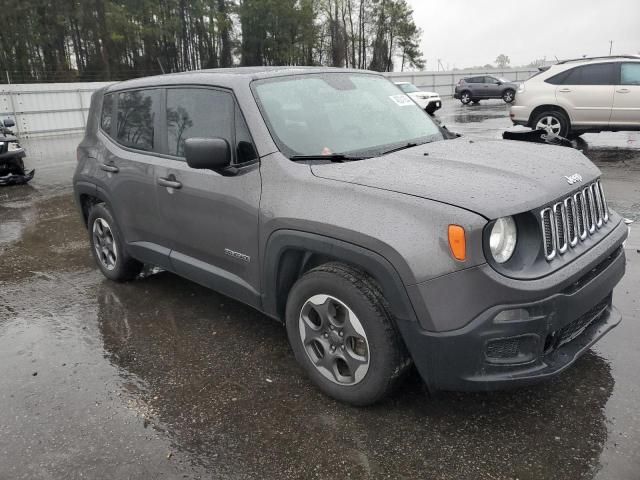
[100,94,113,134]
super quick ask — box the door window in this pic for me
[560,63,615,85]
[620,63,640,85]
[166,88,233,158]
[115,89,158,151]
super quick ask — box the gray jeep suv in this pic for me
[74,67,627,406]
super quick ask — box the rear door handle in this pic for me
[100,163,119,173]
[616,88,630,93]
[158,176,182,189]
[558,88,572,93]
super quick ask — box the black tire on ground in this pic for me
[285,262,410,406]
[502,89,515,103]
[87,203,143,282]
[460,91,472,105]
[425,105,437,115]
[531,109,571,138]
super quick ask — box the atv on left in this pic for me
[0,118,34,186]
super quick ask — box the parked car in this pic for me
[0,118,33,186]
[510,56,640,138]
[454,75,518,104]
[395,81,442,114]
[74,67,627,406]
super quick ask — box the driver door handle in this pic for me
[100,163,119,173]
[158,176,182,189]
[558,88,572,93]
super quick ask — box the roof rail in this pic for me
[557,55,640,65]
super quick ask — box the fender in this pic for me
[262,229,423,326]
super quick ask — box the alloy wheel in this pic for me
[92,217,118,271]
[298,294,370,385]
[536,115,563,135]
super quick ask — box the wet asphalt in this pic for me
[1,99,639,479]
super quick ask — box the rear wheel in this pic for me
[88,203,143,282]
[285,262,409,406]
[460,91,472,105]
[502,89,515,103]
[532,110,570,137]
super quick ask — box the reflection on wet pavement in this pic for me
[1,111,639,478]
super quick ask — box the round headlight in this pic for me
[489,216,517,263]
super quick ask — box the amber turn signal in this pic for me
[448,225,466,261]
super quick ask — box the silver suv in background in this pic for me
[454,75,518,104]
[510,56,640,138]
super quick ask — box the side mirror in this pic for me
[3,118,15,128]
[184,137,231,170]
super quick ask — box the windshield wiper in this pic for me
[289,154,367,162]
[379,141,424,156]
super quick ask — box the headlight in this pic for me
[7,142,21,152]
[517,82,525,93]
[489,216,517,263]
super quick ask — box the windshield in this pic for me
[397,83,420,93]
[253,73,443,158]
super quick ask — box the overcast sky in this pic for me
[406,0,640,70]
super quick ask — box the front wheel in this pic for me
[285,262,410,406]
[532,110,570,137]
[502,89,515,103]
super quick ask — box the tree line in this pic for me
[0,0,424,84]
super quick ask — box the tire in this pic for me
[87,203,143,282]
[502,89,515,103]
[532,109,570,137]
[460,91,472,105]
[285,262,410,406]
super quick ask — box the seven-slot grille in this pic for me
[540,180,609,261]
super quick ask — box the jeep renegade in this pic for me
[74,67,627,405]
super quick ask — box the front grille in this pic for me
[540,180,609,261]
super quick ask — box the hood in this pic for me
[311,137,600,219]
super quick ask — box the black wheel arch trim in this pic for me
[262,230,421,326]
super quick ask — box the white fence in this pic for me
[0,68,537,137]
[0,82,111,137]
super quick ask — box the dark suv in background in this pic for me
[454,75,518,104]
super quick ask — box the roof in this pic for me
[105,66,381,92]
[556,55,640,65]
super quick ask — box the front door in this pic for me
[610,62,640,126]
[154,87,262,307]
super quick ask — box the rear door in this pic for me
[154,86,262,307]
[95,88,170,268]
[610,62,640,126]
[553,63,616,125]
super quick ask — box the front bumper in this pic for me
[425,99,442,112]
[397,219,627,391]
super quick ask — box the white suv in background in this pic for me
[395,82,442,114]
[510,56,640,138]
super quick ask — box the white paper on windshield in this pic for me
[389,94,414,107]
